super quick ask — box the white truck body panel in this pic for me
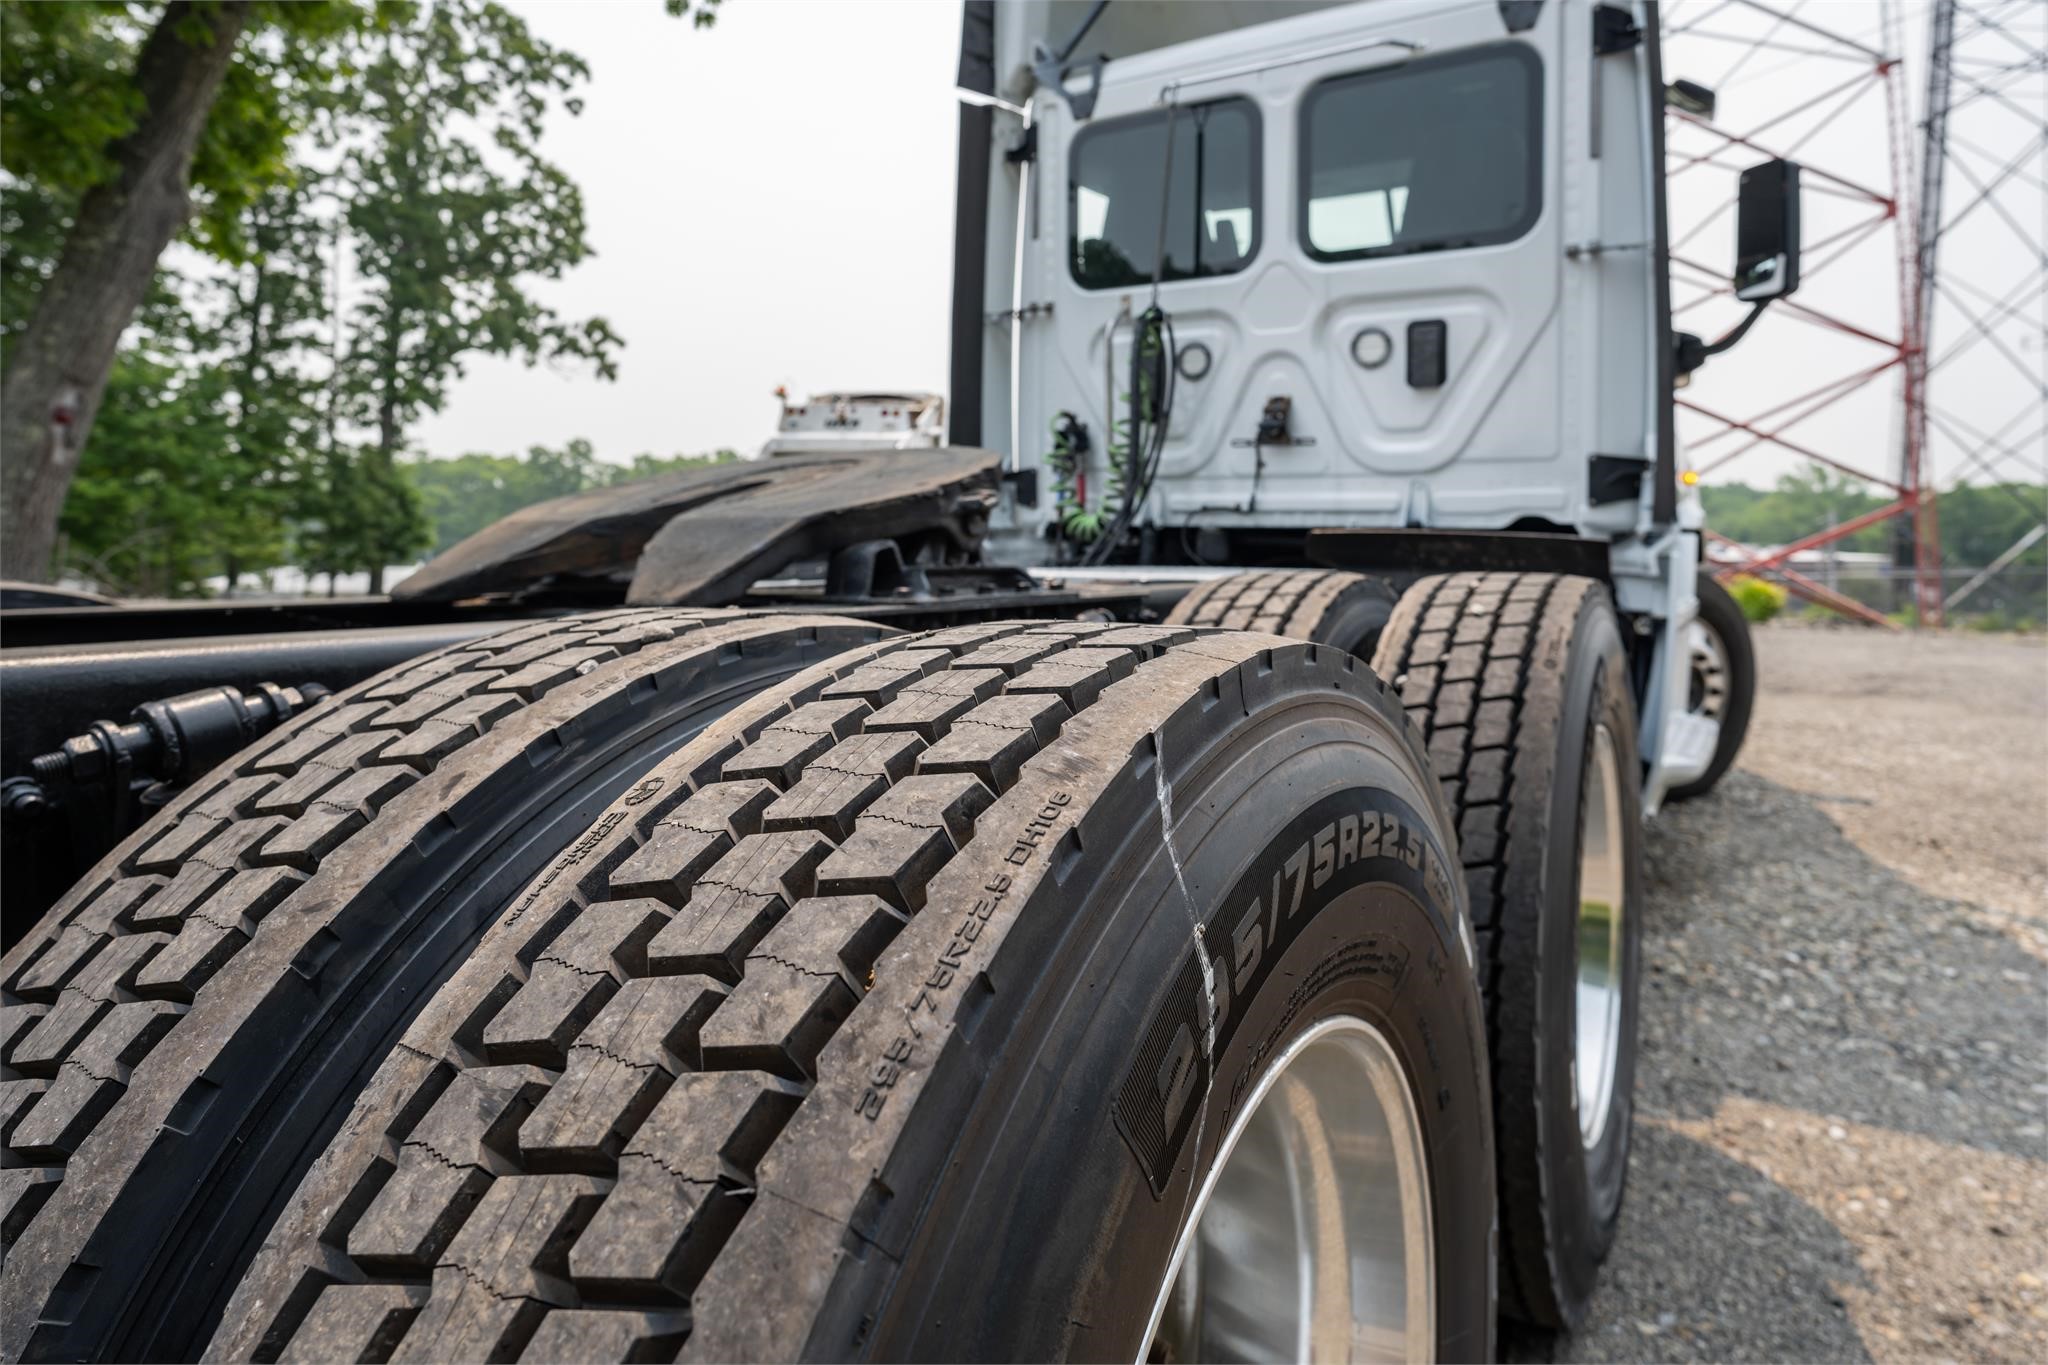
[954,0,1713,811]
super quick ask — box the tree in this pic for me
[49,165,335,596]
[409,440,607,554]
[1699,463,1890,552]
[604,449,740,483]
[1699,468,2046,572]
[0,0,380,580]
[3,0,716,586]
[408,442,739,557]
[1934,484,2048,569]
[330,0,621,590]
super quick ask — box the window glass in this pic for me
[1069,98,1260,289]
[1301,45,1541,260]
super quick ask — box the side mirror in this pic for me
[1734,159,1801,302]
[1665,78,1716,120]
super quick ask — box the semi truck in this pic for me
[0,2,1785,1360]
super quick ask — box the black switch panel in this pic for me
[1407,320,1447,388]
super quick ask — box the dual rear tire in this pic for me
[1375,572,1645,1328]
[212,621,1497,1363]
[12,583,1646,1360]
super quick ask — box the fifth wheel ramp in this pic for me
[392,448,1003,607]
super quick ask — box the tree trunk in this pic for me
[370,378,402,597]
[0,1,253,581]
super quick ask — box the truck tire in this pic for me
[1372,572,1643,1330]
[1665,574,1756,802]
[215,620,1496,1364]
[1,609,886,1364]
[1164,568,1397,658]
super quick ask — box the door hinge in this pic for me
[985,302,1054,325]
[1593,4,1641,55]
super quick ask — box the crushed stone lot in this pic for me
[1513,622,2048,1363]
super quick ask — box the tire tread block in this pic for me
[279,1283,426,1365]
[349,1065,554,1271]
[132,867,306,1002]
[10,1001,182,1160]
[517,976,726,1171]
[6,610,878,1323]
[569,1072,803,1293]
[483,903,671,1068]
[760,732,927,840]
[517,1308,687,1364]
[9,934,170,1075]
[644,832,832,982]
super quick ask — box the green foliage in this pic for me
[408,441,608,554]
[604,450,739,483]
[1928,483,2048,570]
[663,0,722,28]
[1698,464,1892,554]
[337,1,620,455]
[4,0,660,593]
[58,349,255,596]
[54,164,342,594]
[1701,465,2046,576]
[0,2,390,267]
[0,3,148,206]
[1725,574,1787,624]
[408,441,738,555]
[294,443,430,588]
[1961,607,2043,634]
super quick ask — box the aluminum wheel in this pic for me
[1685,615,1730,723]
[1574,722,1629,1150]
[1143,1016,1435,1364]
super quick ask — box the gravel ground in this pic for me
[1513,622,2048,1363]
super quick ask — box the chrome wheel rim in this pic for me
[1574,722,1628,1150]
[1686,616,1730,723]
[1142,1016,1436,1364]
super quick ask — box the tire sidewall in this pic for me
[1316,576,1400,659]
[1529,595,1644,1307]
[1668,574,1758,801]
[845,683,1495,1363]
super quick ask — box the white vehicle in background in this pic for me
[760,388,946,456]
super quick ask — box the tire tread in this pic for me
[223,621,1327,1364]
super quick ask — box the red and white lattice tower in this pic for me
[1661,0,2045,627]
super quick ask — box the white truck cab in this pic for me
[945,0,1794,812]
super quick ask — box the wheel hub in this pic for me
[1574,722,1629,1150]
[1686,615,1730,723]
[1143,1016,1435,1363]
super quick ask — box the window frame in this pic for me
[1066,95,1265,292]
[1297,41,1545,264]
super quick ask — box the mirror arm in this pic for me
[1700,300,1770,358]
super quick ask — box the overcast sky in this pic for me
[414,0,2043,495]
[413,1,962,464]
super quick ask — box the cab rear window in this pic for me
[1069,97,1261,290]
[1301,44,1542,261]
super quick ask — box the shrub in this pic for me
[1726,574,1787,623]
